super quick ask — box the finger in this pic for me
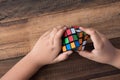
[54,27,67,46]
[41,30,51,38]
[51,51,73,64]
[41,25,65,39]
[78,51,94,60]
[96,31,108,41]
[80,27,103,49]
[56,25,66,30]
[49,28,58,44]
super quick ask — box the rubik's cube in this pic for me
[62,26,89,52]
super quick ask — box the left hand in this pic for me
[29,26,73,66]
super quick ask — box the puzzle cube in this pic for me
[62,26,89,52]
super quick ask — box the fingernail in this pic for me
[63,27,67,30]
[79,27,84,30]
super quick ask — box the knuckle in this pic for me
[50,46,54,50]
[90,29,96,34]
[102,37,108,42]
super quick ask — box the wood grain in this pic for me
[0,0,120,22]
[0,38,120,79]
[91,74,120,80]
[0,0,120,80]
[0,1,120,60]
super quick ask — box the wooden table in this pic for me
[0,0,120,80]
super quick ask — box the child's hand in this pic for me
[29,26,72,66]
[1,26,73,80]
[78,27,119,66]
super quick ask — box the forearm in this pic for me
[110,49,120,69]
[1,53,44,80]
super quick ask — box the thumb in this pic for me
[78,51,93,60]
[50,51,73,64]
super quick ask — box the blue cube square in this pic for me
[75,41,80,47]
[66,44,71,50]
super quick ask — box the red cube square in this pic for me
[68,36,74,42]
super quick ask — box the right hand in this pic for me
[78,27,119,66]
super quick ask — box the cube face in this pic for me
[62,26,89,52]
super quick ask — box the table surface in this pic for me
[0,0,120,80]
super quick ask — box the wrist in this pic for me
[109,49,120,68]
[26,52,45,68]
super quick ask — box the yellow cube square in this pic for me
[62,46,67,52]
[70,42,75,48]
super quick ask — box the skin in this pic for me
[78,27,120,68]
[1,26,120,80]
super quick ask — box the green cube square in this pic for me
[73,35,78,40]
[64,38,69,44]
